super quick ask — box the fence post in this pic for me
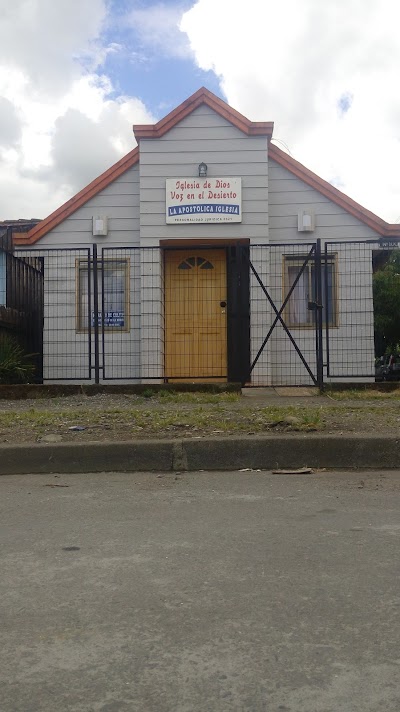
[92,244,100,384]
[314,238,324,390]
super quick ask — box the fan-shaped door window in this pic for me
[178,256,214,270]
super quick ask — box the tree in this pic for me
[373,250,400,354]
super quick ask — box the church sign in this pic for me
[166,177,242,224]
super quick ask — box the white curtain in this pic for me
[103,268,124,313]
[287,266,309,325]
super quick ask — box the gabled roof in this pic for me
[15,147,139,246]
[268,143,399,237]
[16,88,399,245]
[133,87,274,139]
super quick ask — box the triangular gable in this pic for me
[17,88,399,245]
[269,143,399,237]
[133,87,274,139]
[16,147,139,246]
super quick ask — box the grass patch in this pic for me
[327,388,400,400]
[252,406,324,432]
[0,402,324,439]
[151,390,240,404]
[8,396,400,443]
[141,388,155,399]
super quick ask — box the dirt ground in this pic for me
[0,389,399,444]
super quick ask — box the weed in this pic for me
[154,391,240,404]
[158,389,175,399]
[0,334,36,384]
[326,388,400,400]
[255,406,324,431]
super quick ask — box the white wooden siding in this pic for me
[138,103,270,384]
[139,104,269,246]
[268,159,380,242]
[16,104,380,385]
[33,164,140,248]
[19,165,141,382]
[262,158,379,384]
[263,242,375,386]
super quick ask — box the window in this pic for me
[178,256,214,270]
[77,259,129,332]
[284,255,337,327]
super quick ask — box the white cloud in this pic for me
[124,2,192,60]
[181,0,400,222]
[0,0,155,219]
[0,98,22,147]
[2,0,400,225]
[23,94,154,190]
[0,0,107,95]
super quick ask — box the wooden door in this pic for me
[165,249,227,380]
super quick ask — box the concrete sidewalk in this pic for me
[1,433,400,474]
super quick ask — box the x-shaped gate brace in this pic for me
[245,245,322,387]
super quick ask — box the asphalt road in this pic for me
[1,470,400,712]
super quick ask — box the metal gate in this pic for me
[247,241,324,388]
[16,242,327,385]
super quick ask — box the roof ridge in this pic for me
[133,86,274,139]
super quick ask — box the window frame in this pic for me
[282,253,339,329]
[76,257,130,334]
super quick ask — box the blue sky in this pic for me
[0,0,399,223]
[100,0,222,115]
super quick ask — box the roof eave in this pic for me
[18,147,139,246]
[269,143,399,238]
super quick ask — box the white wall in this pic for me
[137,103,270,382]
[18,166,142,382]
[16,126,381,385]
[265,159,379,384]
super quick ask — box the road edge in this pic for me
[1,434,400,474]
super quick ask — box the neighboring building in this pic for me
[14,88,400,386]
[0,219,41,232]
[0,221,41,309]
[0,224,43,379]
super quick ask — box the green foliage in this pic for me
[141,388,155,399]
[156,390,239,404]
[373,250,400,353]
[0,333,36,384]
[327,387,400,400]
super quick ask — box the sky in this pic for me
[1,0,400,223]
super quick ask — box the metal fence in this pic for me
[323,239,376,381]
[15,238,386,386]
[1,229,44,380]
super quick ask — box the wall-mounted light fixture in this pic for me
[92,215,108,236]
[297,209,315,232]
[198,162,208,178]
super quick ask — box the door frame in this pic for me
[161,239,250,384]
